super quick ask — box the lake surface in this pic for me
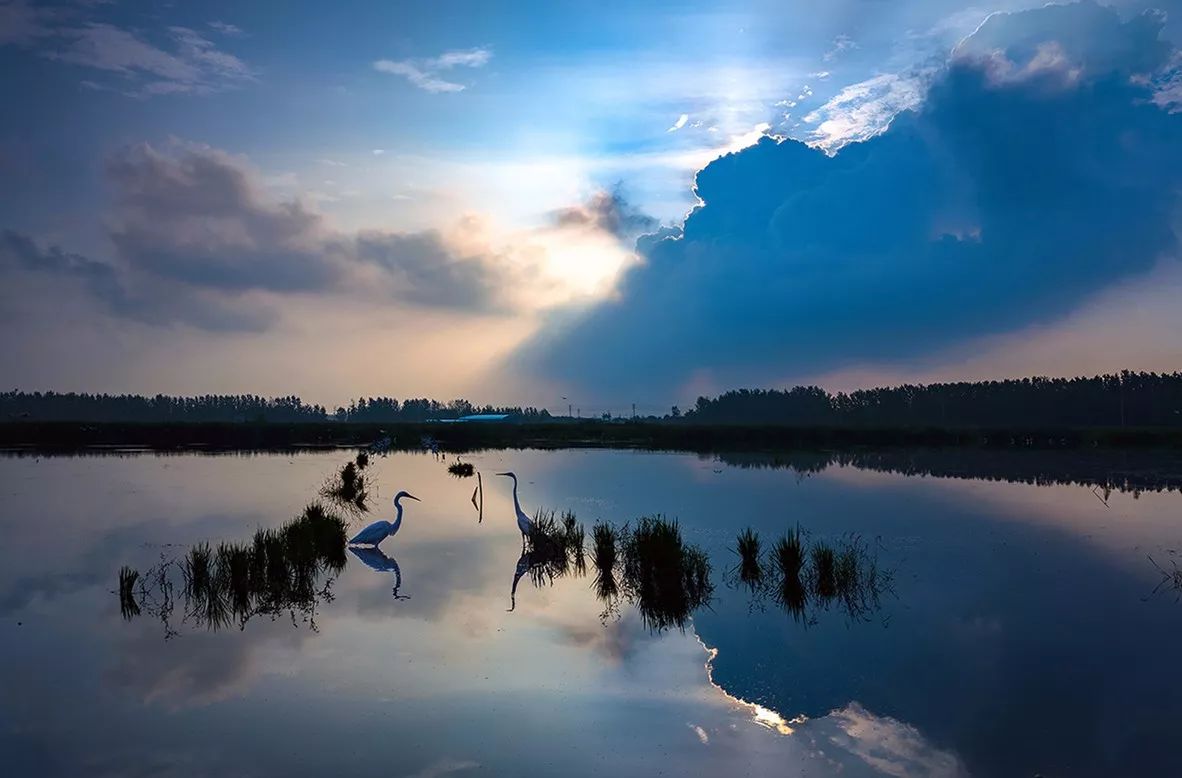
[2,447,1181,776]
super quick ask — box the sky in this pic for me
[2,0,1181,414]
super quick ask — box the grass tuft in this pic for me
[447,461,475,478]
[735,527,763,589]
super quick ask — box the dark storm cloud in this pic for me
[550,188,657,239]
[106,143,341,293]
[524,1,1182,398]
[1,228,129,307]
[351,230,505,311]
[0,228,272,331]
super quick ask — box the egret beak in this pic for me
[495,472,511,477]
[405,494,421,502]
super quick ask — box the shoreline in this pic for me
[4,419,1182,453]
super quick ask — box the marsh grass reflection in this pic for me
[772,528,807,621]
[734,528,763,591]
[811,543,837,599]
[119,503,347,635]
[589,516,714,632]
[118,566,140,619]
[320,459,369,514]
[1147,555,1182,602]
[592,522,620,603]
[448,460,475,478]
[731,527,893,625]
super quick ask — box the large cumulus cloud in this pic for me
[524,1,1182,399]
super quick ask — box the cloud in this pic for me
[373,47,492,93]
[0,4,254,97]
[1147,50,1182,113]
[549,188,657,239]
[106,143,338,293]
[0,0,54,46]
[206,21,243,37]
[404,758,480,778]
[668,113,689,132]
[30,20,255,97]
[1,229,130,309]
[350,230,503,310]
[5,142,648,333]
[522,1,1182,400]
[822,703,968,778]
[803,72,929,152]
[0,228,271,331]
[823,34,858,62]
[107,619,311,710]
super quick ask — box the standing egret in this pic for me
[348,491,420,546]
[496,472,534,547]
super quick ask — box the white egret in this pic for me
[348,490,420,546]
[496,471,534,546]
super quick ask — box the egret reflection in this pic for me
[508,549,530,612]
[507,510,588,611]
[349,545,409,600]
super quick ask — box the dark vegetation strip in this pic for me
[6,419,1182,454]
[7,371,1182,427]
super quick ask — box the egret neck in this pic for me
[508,475,522,517]
[390,494,406,537]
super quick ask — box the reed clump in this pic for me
[118,566,140,619]
[735,527,763,589]
[591,522,620,603]
[321,460,369,513]
[811,542,837,599]
[447,461,475,478]
[732,526,892,624]
[618,515,714,632]
[121,502,347,634]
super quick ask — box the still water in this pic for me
[2,448,1181,776]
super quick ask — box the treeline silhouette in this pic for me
[340,397,550,422]
[0,391,550,423]
[6,371,1182,428]
[686,372,1182,428]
